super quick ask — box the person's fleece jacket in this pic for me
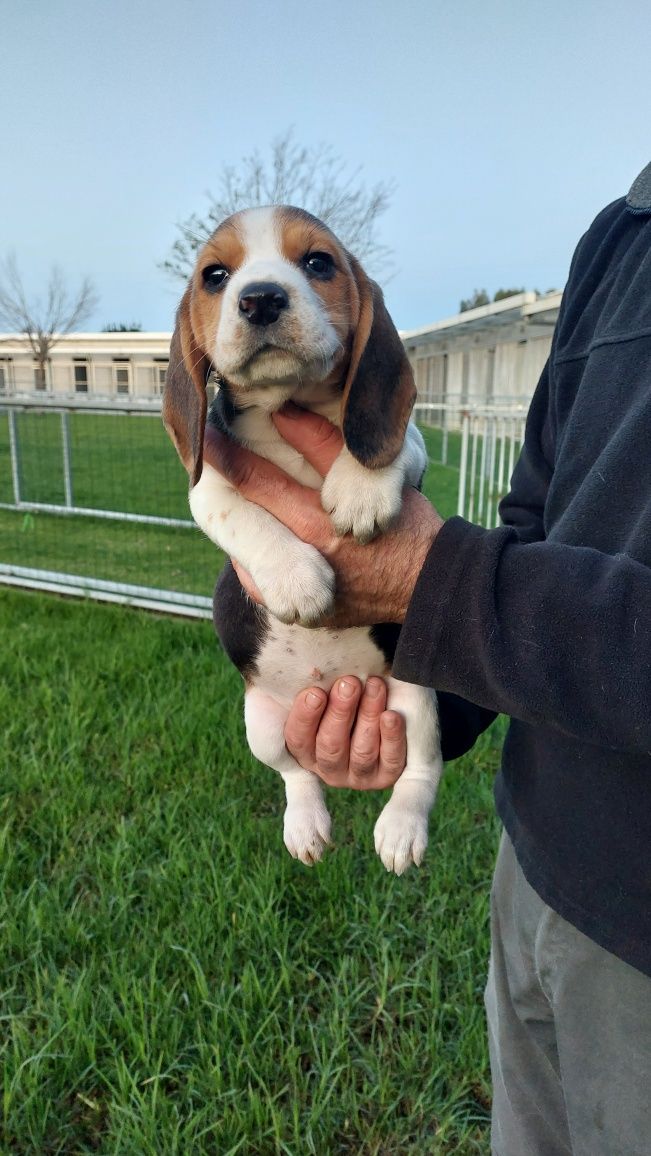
[394,162,651,977]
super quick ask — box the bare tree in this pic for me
[162,130,396,283]
[0,254,98,388]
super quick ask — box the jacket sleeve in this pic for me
[393,513,651,754]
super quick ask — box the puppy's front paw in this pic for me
[254,544,335,625]
[321,452,403,543]
[284,802,332,865]
[373,800,429,875]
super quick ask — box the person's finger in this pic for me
[314,677,362,777]
[202,423,329,541]
[203,423,306,504]
[348,677,387,777]
[377,710,408,784]
[284,687,328,770]
[273,404,344,478]
[203,423,267,490]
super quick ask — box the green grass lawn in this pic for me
[0,416,462,596]
[0,509,224,596]
[1,589,502,1154]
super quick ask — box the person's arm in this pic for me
[393,513,651,753]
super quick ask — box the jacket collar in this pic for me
[626,162,651,213]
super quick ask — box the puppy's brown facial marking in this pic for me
[188,217,246,356]
[188,206,357,399]
[275,206,360,347]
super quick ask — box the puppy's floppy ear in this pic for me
[341,256,416,469]
[163,287,211,487]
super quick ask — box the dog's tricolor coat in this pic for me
[164,205,443,873]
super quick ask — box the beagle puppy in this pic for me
[164,205,443,874]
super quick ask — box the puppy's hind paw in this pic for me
[374,802,429,875]
[284,804,332,866]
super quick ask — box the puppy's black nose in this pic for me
[238,282,289,326]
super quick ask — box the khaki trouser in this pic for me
[486,831,651,1156]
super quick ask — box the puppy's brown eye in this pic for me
[202,265,229,292]
[304,252,335,279]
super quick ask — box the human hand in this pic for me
[202,405,443,626]
[284,676,407,790]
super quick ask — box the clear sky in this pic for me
[1,0,649,333]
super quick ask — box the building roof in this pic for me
[0,331,172,358]
[400,290,562,347]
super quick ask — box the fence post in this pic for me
[8,408,21,506]
[477,415,489,523]
[507,417,517,492]
[467,417,480,523]
[61,411,74,507]
[493,417,506,527]
[457,411,470,517]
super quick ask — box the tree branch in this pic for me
[160,128,396,284]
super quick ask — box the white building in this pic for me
[0,289,562,410]
[402,290,562,410]
[0,331,171,400]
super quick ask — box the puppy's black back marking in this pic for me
[213,561,268,679]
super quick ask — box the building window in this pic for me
[460,351,470,405]
[113,360,130,394]
[74,362,89,393]
[0,358,12,395]
[34,363,48,391]
[154,360,167,394]
[485,347,496,402]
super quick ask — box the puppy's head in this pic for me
[163,205,415,485]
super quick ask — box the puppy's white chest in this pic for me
[255,622,387,706]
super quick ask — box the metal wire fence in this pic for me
[0,397,526,615]
[414,401,527,524]
[456,406,527,526]
[0,398,218,616]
